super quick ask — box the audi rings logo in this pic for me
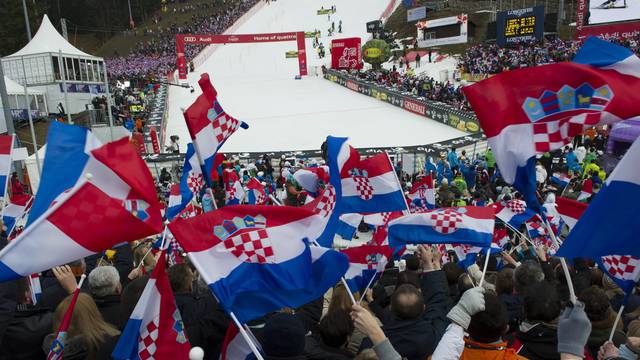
[184,36,197,42]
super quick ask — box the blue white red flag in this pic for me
[46,276,86,360]
[293,166,330,196]
[577,178,593,202]
[558,136,640,258]
[388,206,495,247]
[556,196,587,230]
[225,171,245,205]
[220,322,261,360]
[2,195,32,235]
[0,135,14,199]
[183,73,248,187]
[493,228,510,250]
[341,245,393,293]
[550,172,571,188]
[368,212,403,246]
[336,213,363,241]
[29,273,41,305]
[492,199,537,229]
[167,144,204,220]
[246,178,267,205]
[463,37,640,211]
[326,136,407,214]
[302,184,338,247]
[112,250,191,360]
[168,205,348,323]
[407,174,435,211]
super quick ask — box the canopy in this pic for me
[609,118,640,144]
[3,76,44,96]
[5,15,96,58]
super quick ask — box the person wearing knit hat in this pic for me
[262,313,306,359]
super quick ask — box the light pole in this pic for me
[22,0,32,40]
[127,0,134,29]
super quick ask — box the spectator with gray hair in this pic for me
[88,266,122,328]
[514,260,545,295]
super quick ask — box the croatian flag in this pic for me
[47,276,85,360]
[112,250,191,360]
[225,171,245,205]
[407,174,435,211]
[556,197,587,230]
[302,184,339,247]
[29,273,41,305]
[493,199,537,228]
[369,212,403,246]
[2,195,32,234]
[167,144,204,220]
[388,206,495,248]
[493,228,510,249]
[293,166,330,196]
[168,205,348,323]
[463,37,640,211]
[336,213,363,241]
[558,136,640,258]
[550,172,571,188]
[183,73,248,186]
[0,135,13,198]
[577,178,593,202]
[246,178,267,205]
[341,245,393,293]
[326,136,407,214]
[220,323,261,360]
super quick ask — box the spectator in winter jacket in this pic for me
[88,266,121,328]
[304,309,354,359]
[579,286,626,358]
[448,148,460,170]
[359,245,449,360]
[452,173,468,195]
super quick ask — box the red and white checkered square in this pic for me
[138,318,159,360]
[353,176,374,201]
[506,200,526,214]
[601,255,640,281]
[532,114,600,153]
[223,229,275,264]
[313,186,336,217]
[430,210,463,234]
[256,193,267,205]
[211,114,240,144]
[187,173,204,193]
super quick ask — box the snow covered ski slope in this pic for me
[166,0,466,153]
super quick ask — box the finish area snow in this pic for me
[165,0,466,153]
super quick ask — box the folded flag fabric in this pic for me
[46,276,85,360]
[167,144,204,220]
[368,212,404,246]
[183,73,248,186]
[168,205,348,323]
[407,174,435,211]
[224,170,245,205]
[29,273,41,305]
[550,172,571,188]
[493,228,510,250]
[246,178,267,205]
[2,195,32,234]
[220,322,261,360]
[577,178,593,202]
[326,136,407,214]
[492,199,537,229]
[463,37,640,211]
[336,213,363,241]
[302,185,338,247]
[558,136,640,258]
[556,197,588,230]
[0,133,163,282]
[0,135,13,198]
[293,166,330,196]
[341,245,393,293]
[388,206,495,248]
[112,250,191,360]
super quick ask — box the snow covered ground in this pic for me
[166,0,466,153]
[588,0,640,25]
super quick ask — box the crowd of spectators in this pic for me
[106,0,260,78]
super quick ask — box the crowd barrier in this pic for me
[324,69,481,134]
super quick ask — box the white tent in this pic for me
[0,76,47,134]
[1,15,106,114]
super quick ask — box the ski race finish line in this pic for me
[175,32,308,80]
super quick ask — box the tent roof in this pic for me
[5,15,99,59]
[4,76,44,95]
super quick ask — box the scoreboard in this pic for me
[496,5,545,47]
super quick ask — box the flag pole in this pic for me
[0,135,15,219]
[543,218,577,304]
[358,272,379,305]
[478,247,492,287]
[609,304,624,342]
[385,152,411,214]
[229,312,264,360]
[340,277,357,305]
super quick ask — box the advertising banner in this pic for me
[150,127,161,154]
[575,0,640,40]
[324,69,480,134]
[331,38,363,70]
[416,14,468,47]
[496,6,545,47]
[407,6,427,22]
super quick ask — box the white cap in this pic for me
[189,347,205,360]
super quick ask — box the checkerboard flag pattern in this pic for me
[183,73,248,187]
[463,37,640,212]
[113,250,191,360]
[0,127,163,283]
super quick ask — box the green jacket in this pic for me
[485,149,496,168]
